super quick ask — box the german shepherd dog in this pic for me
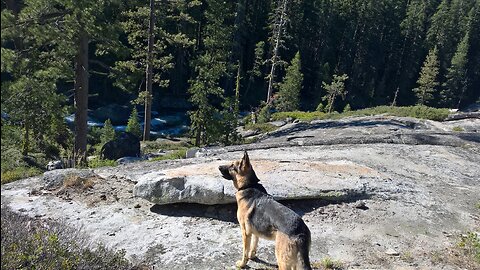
[219,151,312,270]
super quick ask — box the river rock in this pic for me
[100,132,141,160]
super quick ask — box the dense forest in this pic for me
[1,0,479,171]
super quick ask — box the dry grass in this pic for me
[430,232,480,269]
[63,174,95,190]
[311,257,344,270]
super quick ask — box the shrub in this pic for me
[452,126,464,132]
[149,149,187,161]
[311,257,344,270]
[87,157,117,168]
[1,166,43,185]
[457,232,480,264]
[141,140,191,154]
[271,106,449,122]
[1,125,25,173]
[1,206,133,270]
[316,102,325,112]
[257,102,272,123]
[271,111,326,122]
[244,123,277,134]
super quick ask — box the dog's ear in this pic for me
[240,151,251,170]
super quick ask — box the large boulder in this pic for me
[92,104,131,125]
[133,172,237,205]
[100,132,140,160]
[133,159,373,205]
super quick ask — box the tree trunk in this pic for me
[74,30,89,166]
[143,0,155,141]
[329,94,336,113]
[266,0,288,104]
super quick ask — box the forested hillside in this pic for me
[1,0,479,172]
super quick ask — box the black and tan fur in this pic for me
[219,151,312,270]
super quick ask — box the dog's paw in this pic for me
[236,260,247,268]
[248,251,256,259]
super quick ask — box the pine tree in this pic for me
[1,2,67,156]
[276,51,303,112]
[188,0,235,146]
[9,0,125,165]
[114,1,179,141]
[322,74,349,113]
[442,33,469,108]
[126,108,142,139]
[413,47,440,105]
[101,119,116,144]
[427,0,453,51]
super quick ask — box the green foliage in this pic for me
[87,157,117,168]
[2,0,480,159]
[271,106,450,122]
[442,32,470,108]
[244,123,277,134]
[101,119,116,144]
[452,126,464,132]
[316,103,326,112]
[149,149,187,161]
[188,0,236,146]
[276,52,303,112]
[141,140,191,154]
[126,108,142,139]
[457,232,480,264]
[414,47,440,105]
[1,125,25,173]
[219,97,241,145]
[314,256,344,270]
[322,74,349,113]
[272,111,326,122]
[257,102,273,123]
[343,104,352,112]
[1,167,43,185]
[1,207,132,270]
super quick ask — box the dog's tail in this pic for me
[296,228,312,270]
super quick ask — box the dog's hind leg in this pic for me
[275,232,297,270]
[248,234,259,259]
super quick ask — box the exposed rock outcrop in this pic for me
[42,168,96,190]
[133,160,372,205]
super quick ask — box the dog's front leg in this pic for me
[248,235,258,259]
[236,223,251,268]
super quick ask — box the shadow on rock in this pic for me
[150,203,238,223]
[282,189,372,216]
[150,189,371,222]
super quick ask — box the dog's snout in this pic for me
[219,165,233,180]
